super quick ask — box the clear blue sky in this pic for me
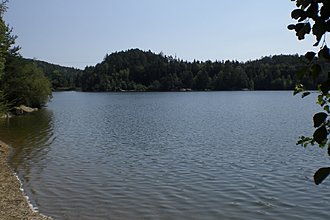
[6,0,315,69]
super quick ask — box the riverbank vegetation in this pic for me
[0,1,51,115]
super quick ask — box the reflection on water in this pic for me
[1,92,330,220]
[0,109,54,205]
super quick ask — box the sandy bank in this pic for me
[0,140,52,220]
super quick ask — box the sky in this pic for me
[6,0,317,69]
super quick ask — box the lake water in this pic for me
[1,91,330,220]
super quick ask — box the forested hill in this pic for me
[23,58,82,91]
[24,49,317,92]
[79,49,315,92]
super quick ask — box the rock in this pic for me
[13,105,38,115]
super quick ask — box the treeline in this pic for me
[79,49,317,92]
[24,59,82,91]
[0,0,323,115]
[28,49,316,93]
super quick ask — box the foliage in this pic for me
[0,1,52,110]
[0,90,9,114]
[0,0,19,80]
[79,49,308,92]
[2,57,52,108]
[288,0,330,184]
[25,59,82,91]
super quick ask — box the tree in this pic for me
[3,58,52,108]
[193,70,210,90]
[181,70,193,88]
[288,0,330,185]
[0,1,51,110]
[0,90,9,113]
[0,0,20,114]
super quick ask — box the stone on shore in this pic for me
[14,105,38,115]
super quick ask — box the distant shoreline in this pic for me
[0,140,51,220]
[53,89,297,92]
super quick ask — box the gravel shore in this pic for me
[0,140,52,220]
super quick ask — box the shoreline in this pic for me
[0,140,52,220]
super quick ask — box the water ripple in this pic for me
[1,92,330,220]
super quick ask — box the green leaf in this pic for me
[320,80,330,94]
[291,9,304,20]
[324,105,330,113]
[297,0,312,10]
[320,4,330,20]
[318,46,330,62]
[306,2,319,19]
[297,136,313,147]
[317,94,326,107]
[314,167,330,185]
[294,84,304,95]
[297,23,311,40]
[302,92,311,98]
[312,19,327,45]
[298,13,308,22]
[313,125,327,144]
[287,24,296,30]
[313,112,328,127]
[305,51,316,62]
[294,0,300,6]
[294,23,304,32]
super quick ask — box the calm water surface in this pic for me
[1,91,330,220]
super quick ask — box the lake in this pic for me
[1,91,330,220]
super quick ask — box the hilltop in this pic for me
[24,49,320,92]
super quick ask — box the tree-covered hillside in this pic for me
[24,59,82,91]
[79,49,315,92]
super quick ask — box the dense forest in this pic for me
[24,58,82,91]
[0,0,325,115]
[10,45,326,111]
[78,49,320,92]
[21,48,322,92]
[17,49,319,93]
